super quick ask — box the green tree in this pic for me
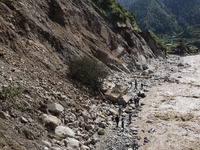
[68,57,108,91]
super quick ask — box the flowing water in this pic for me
[140,55,200,150]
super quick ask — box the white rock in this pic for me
[47,103,64,115]
[42,140,52,148]
[65,138,80,150]
[80,145,90,150]
[55,126,75,138]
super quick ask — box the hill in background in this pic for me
[117,0,200,37]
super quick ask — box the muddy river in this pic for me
[140,55,200,150]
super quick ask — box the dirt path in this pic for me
[140,55,200,150]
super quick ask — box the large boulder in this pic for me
[47,103,64,115]
[118,95,132,105]
[64,138,80,150]
[104,89,121,103]
[55,126,75,138]
[42,114,60,129]
[104,84,128,104]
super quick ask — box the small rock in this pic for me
[98,122,106,128]
[144,137,150,143]
[98,128,105,135]
[146,120,154,124]
[148,69,154,74]
[85,124,94,131]
[178,62,184,67]
[148,128,155,133]
[82,111,91,120]
[44,147,48,150]
[80,145,90,150]
[142,64,149,70]
[42,140,52,148]
[20,116,28,123]
[51,147,61,150]
[90,137,98,145]
[0,111,9,119]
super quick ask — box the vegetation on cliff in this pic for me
[68,57,108,91]
[90,0,137,28]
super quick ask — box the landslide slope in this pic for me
[0,0,164,149]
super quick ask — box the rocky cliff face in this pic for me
[0,0,163,73]
[0,0,164,149]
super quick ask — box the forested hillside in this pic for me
[90,0,138,29]
[117,0,200,37]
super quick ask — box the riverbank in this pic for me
[97,54,200,150]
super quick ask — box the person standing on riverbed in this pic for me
[135,79,138,90]
[121,118,125,130]
[115,115,119,127]
[129,113,132,124]
[118,105,123,116]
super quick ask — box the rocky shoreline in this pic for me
[0,54,193,150]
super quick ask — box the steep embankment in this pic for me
[0,0,164,150]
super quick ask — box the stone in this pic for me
[164,76,170,82]
[130,127,138,132]
[108,108,117,116]
[146,120,154,123]
[85,124,94,131]
[135,62,142,70]
[178,62,184,67]
[148,69,154,74]
[55,126,75,138]
[20,116,28,123]
[44,147,48,150]
[47,102,64,115]
[98,122,106,128]
[80,145,90,150]
[90,137,98,145]
[118,95,132,105]
[148,128,155,133]
[0,111,9,119]
[42,140,52,148]
[22,127,34,140]
[137,91,146,98]
[82,111,91,120]
[42,114,60,129]
[51,147,61,150]
[142,64,149,70]
[65,138,80,150]
[144,137,150,143]
[98,128,105,135]
[104,89,120,103]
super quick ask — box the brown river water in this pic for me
[140,55,200,150]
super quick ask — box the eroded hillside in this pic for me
[0,0,164,149]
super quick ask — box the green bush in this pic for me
[1,84,23,101]
[68,57,108,91]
